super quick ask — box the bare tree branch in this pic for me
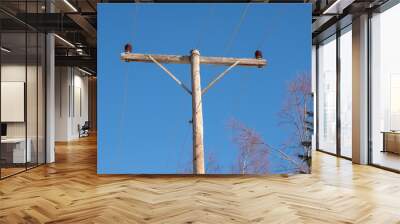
[228,73,312,174]
[228,119,270,174]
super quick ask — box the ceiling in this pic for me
[0,0,392,75]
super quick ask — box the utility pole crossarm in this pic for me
[121,53,267,67]
[200,56,266,67]
[121,53,190,64]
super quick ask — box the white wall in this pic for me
[1,65,27,142]
[72,72,89,138]
[1,82,25,122]
[1,65,40,138]
[55,66,70,141]
[1,63,46,164]
[55,67,89,141]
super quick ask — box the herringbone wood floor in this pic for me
[1,135,400,224]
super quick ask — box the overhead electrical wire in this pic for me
[118,3,257,172]
[192,2,253,118]
[195,5,216,50]
[181,4,267,173]
[119,4,193,171]
[223,3,251,56]
[132,3,139,41]
[176,123,192,172]
[117,4,139,153]
[117,64,131,153]
[226,2,253,115]
[193,2,253,133]
[202,2,252,113]
[257,29,270,50]
[256,10,278,50]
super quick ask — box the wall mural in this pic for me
[98,3,312,174]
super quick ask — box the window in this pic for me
[370,2,400,171]
[339,26,352,158]
[317,35,337,154]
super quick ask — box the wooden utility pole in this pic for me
[190,49,205,174]
[121,48,267,174]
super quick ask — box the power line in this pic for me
[117,64,131,153]
[204,2,252,107]
[195,5,216,49]
[211,3,252,119]
[177,122,192,172]
[223,3,251,56]
[117,5,139,153]
[132,3,139,41]
[257,13,278,50]
[257,32,269,50]
[121,50,266,174]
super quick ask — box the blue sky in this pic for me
[98,3,311,174]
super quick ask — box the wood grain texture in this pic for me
[121,53,267,67]
[1,134,400,223]
[191,49,205,174]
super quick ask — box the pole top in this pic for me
[191,49,200,56]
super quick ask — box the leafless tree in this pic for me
[177,74,312,174]
[278,73,313,173]
[279,73,311,142]
[229,119,270,174]
[177,150,221,174]
[205,151,221,174]
[229,119,309,174]
[177,161,193,174]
